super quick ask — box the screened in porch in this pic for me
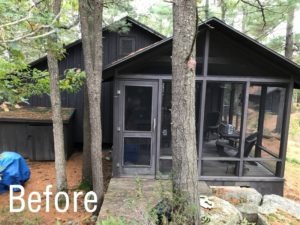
[159,80,290,179]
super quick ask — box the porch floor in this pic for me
[202,140,274,177]
[98,178,211,222]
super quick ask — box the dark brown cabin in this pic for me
[3,17,300,196]
[28,16,164,145]
[103,18,300,195]
[0,17,163,161]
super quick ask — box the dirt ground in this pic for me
[0,149,299,225]
[0,151,112,225]
[284,161,300,202]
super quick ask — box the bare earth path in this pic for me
[0,151,112,225]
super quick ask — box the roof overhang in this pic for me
[103,17,300,87]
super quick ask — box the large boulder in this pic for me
[212,186,262,222]
[201,196,242,225]
[258,194,300,225]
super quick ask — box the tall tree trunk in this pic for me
[242,7,248,33]
[285,4,295,59]
[79,0,104,213]
[82,86,92,184]
[205,0,209,19]
[277,3,295,132]
[171,0,200,224]
[218,0,226,20]
[47,0,68,192]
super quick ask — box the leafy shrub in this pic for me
[98,217,128,225]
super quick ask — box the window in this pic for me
[119,37,135,57]
[157,80,288,178]
[201,82,245,176]
[244,84,286,177]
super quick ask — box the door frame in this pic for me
[115,79,159,176]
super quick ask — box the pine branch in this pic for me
[57,16,79,30]
[0,0,46,29]
[0,10,62,43]
[241,0,266,29]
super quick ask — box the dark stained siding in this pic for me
[28,125,55,161]
[0,123,29,158]
[0,122,73,161]
[116,31,206,75]
[208,29,290,77]
[29,21,162,144]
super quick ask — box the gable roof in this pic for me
[30,16,164,67]
[122,16,165,40]
[103,17,300,83]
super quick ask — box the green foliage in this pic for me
[59,68,86,93]
[288,112,300,136]
[0,67,85,106]
[286,157,300,165]
[0,207,42,225]
[136,2,172,37]
[77,179,93,192]
[106,20,132,34]
[98,217,129,225]
[240,218,256,225]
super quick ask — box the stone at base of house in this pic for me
[212,186,262,222]
[200,196,242,225]
[199,181,212,196]
[257,194,300,225]
[259,194,300,219]
[98,178,300,225]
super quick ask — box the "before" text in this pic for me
[9,185,97,213]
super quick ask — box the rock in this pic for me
[212,186,262,222]
[200,196,242,225]
[64,221,79,225]
[259,194,300,219]
[258,194,300,225]
[257,214,270,225]
[199,181,212,196]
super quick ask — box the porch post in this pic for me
[256,85,267,157]
[238,81,250,176]
[155,79,163,177]
[277,79,294,177]
[198,29,210,177]
[112,78,120,177]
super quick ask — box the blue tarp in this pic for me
[0,152,30,194]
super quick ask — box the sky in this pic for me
[131,0,300,34]
[131,0,161,14]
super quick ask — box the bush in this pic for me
[98,217,128,225]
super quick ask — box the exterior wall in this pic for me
[107,21,297,195]
[206,180,284,196]
[0,121,73,161]
[112,74,292,195]
[29,22,162,144]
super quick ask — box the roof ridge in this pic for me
[30,16,165,66]
[203,17,300,70]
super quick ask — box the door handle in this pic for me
[153,118,156,131]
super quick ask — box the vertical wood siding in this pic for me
[29,23,162,144]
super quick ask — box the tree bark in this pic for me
[205,0,209,19]
[79,0,104,213]
[284,4,295,59]
[171,0,200,224]
[47,0,68,192]
[218,0,226,20]
[82,85,92,184]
